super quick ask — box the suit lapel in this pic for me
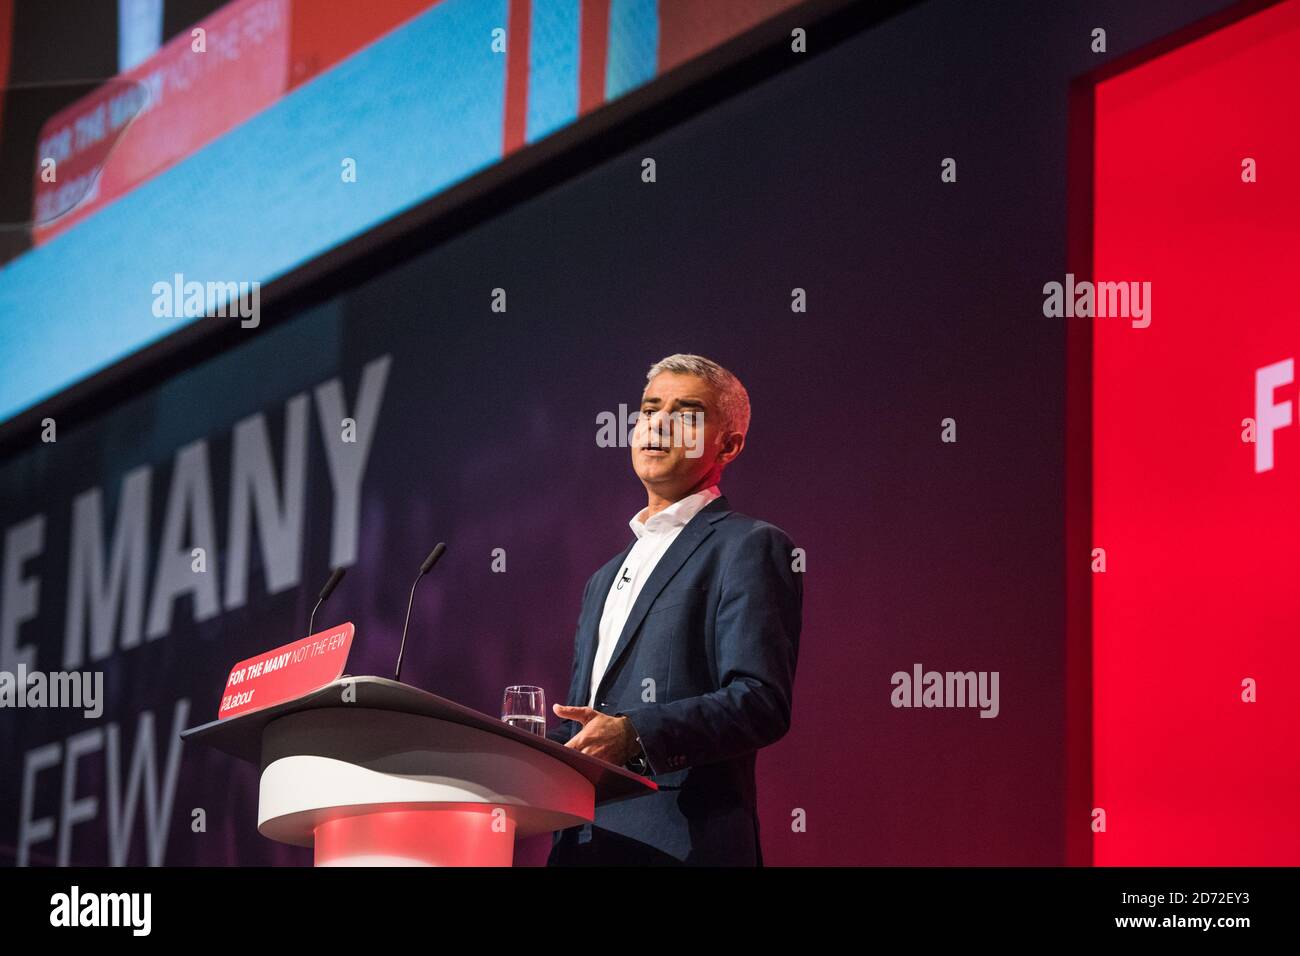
[592,495,731,704]
[573,541,634,707]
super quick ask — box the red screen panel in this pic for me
[1091,0,1300,865]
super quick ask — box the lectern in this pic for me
[182,676,657,866]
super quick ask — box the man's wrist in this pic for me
[617,714,649,773]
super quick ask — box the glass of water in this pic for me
[502,685,546,735]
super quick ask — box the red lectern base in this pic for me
[315,807,517,866]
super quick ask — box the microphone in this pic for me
[395,543,447,682]
[307,567,346,637]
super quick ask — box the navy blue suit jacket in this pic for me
[546,494,802,866]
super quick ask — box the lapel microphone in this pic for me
[615,566,631,590]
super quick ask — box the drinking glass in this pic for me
[502,685,546,735]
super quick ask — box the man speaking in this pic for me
[546,354,802,866]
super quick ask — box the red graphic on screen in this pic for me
[32,0,291,243]
[1091,0,1300,864]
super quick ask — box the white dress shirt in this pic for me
[587,485,721,708]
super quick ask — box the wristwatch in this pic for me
[617,713,651,775]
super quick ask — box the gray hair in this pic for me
[644,353,751,439]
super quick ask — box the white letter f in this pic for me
[1255,358,1294,473]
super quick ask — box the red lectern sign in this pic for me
[218,623,354,719]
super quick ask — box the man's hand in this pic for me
[553,704,640,765]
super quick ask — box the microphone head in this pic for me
[419,542,447,575]
[318,567,346,602]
